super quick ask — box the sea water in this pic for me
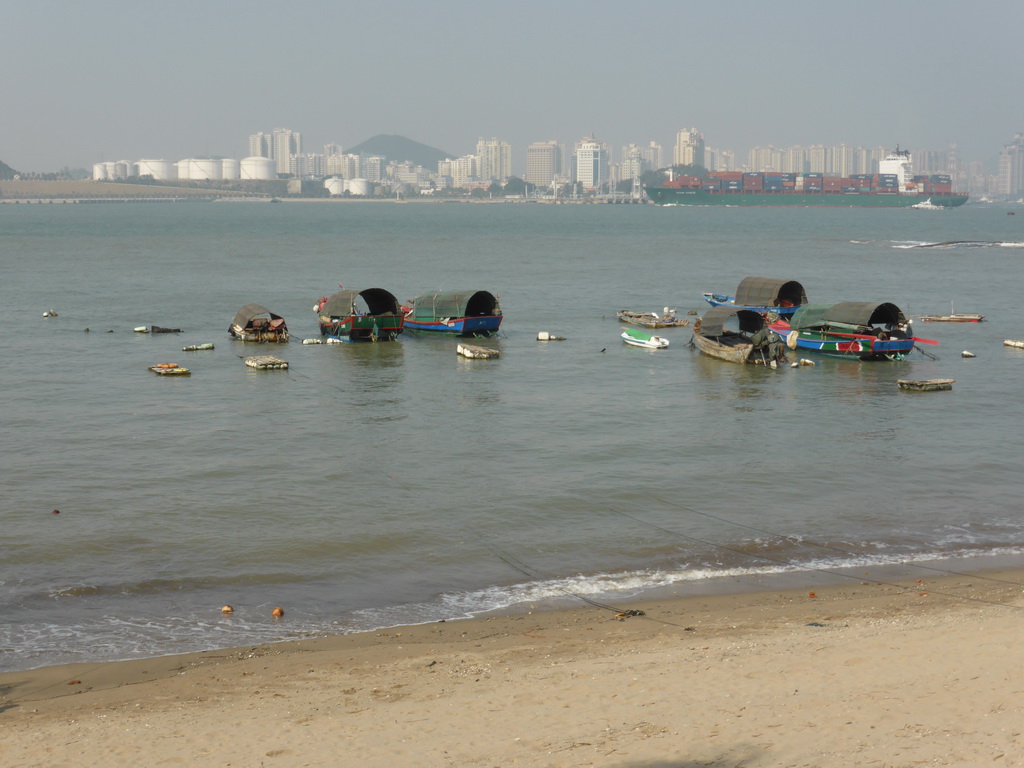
[3,200,1024,672]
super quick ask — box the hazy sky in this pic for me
[4,0,1022,173]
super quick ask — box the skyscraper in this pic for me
[248,132,272,159]
[476,138,512,181]
[573,137,609,190]
[642,141,663,171]
[271,129,302,176]
[997,133,1024,197]
[620,144,646,180]
[672,128,705,168]
[525,141,562,186]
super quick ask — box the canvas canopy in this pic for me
[320,288,400,318]
[410,290,499,320]
[699,306,766,337]
[231,303,286,329]
[733,277,808,308]
[789,301,906,331]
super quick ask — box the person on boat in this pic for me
[750,324,787,364]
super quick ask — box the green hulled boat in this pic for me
[645,187,967,208]
[647,148,967,208]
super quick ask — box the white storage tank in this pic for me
[324,177,345,196]
[136,159,175,181]
[221,158,240,179]
[347,178,372,196]
[240,156,276,180]
[113,161,133,180]
[92,163,108,181]
[184,158,221,181]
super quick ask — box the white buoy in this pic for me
[134,326,149,333]
[962,350,976,358]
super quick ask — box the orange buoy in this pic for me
[221,605,234,614]
[808,592,817,599]
[271,606,284,618]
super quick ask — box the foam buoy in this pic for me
[961,350,976,358]
[221,605,234,614]
[271,606,284,618]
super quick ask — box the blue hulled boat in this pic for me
[702,276,808,318]
[402,290,502,337]
[768,301,926,361]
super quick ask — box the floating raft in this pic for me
[148,363,191,376]
[536,331,566,341]
[1003,339,1024,349]
[456,343,499,359]
[898,378,955,392]
[183,343,215,351]
[244,355,289,370]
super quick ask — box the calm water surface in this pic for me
[3,200,1023,671]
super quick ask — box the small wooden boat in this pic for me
[916,302,984,323]
[617,309,689,328]
[693,307,784,365]
[918,314,985,322]
[621,328,669,349]
[228,304,290,342]
[402,290,502,336]
[702,277,808,318]
[148,363,191,376]
[315,288,404,342]
[769,302,928,361]
[898,379,954,391]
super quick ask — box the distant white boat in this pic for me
[910,198,945,211]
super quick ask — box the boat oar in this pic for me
[828,330,938,345]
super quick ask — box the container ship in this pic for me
[645,149,968,208]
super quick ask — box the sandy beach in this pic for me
[2,571,1022,767]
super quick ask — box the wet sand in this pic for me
[2,571,1023,767]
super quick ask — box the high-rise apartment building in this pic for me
[807,145,827,173]
[476,138,512,181]
[643,141,663,171]
[363,156,385,183]
[573,137,609,190]
[748,146,782,172]
[438,156,478,188]
[525,140,562,186]
[997,133,1024,197]
[248,132,272,159]
[672,128,705,168]
[781,146,807,174]
[619,144,647,180]
[271,129,302,175]
[326,153,361,178]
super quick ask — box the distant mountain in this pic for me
[0,160,19,180]
[345,135,454,168]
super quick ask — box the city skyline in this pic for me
[4,1,1023,173]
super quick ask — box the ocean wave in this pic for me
[896,240,1024,249]
[5,544,1024,674]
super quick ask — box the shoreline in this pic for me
[4,568,1023,766]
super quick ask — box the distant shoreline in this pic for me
[0,180,648,205]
